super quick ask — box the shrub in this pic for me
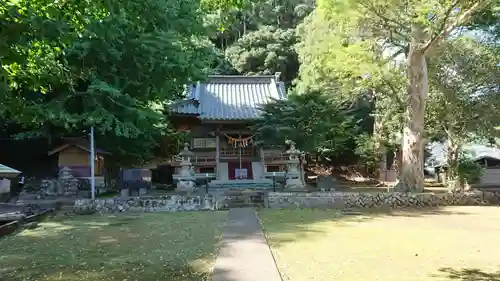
[457,158,484,184]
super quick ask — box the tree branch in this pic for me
[379,74,404,106]
[423,1,488,53]
[425,0,460,50]
[361,0,411,41]
[388,47,405,61]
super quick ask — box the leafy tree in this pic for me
[204,0,314,51]
[225,26,299,84]
[0,0,216,164]
[297,0,492,191]
[354,133,380,175]
[426,37,500,190]
[296,9,407,175]
[249,0,315,29]
[456,155,484,187]
[253,91,359,156]
[467,3,500,40]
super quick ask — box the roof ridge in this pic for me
[207,74,277,78]
[170,74,288,120]
[205,74,280,84]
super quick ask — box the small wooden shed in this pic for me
[0,164,21,195]
[48,140,111,177]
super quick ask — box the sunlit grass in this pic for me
[1,212,227,281]
[259,207,500,281]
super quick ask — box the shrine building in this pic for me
[169,73,296,188]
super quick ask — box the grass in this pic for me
[0,211,227,281]
[259,206,500,281]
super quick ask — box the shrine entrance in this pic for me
[228,161,253,180]
[224,134,254,180]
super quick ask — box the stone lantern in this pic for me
[174,142,196,193]
[284,141,304,189]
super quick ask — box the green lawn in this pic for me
[0,211,227,281]
[259,207,500,281]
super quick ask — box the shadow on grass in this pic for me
[0,212,232,281]
[256,206,500,281]
[258,206,480,246]
[437,267,500,280]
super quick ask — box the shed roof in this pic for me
[48,139,111,156]
[0,164,21,178]
[171,74,286,120]
[428,142,500,168]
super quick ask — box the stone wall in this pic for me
[268,191,500,209]
[73,190,500,214]
[73,195,217,214]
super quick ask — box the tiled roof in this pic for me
[171,74,286,120]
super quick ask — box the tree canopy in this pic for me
[295,0,495,191]
[254,90,373,160]
[0,0,217,164]
[1,0,499,176]
[225,26,299,84]
[425,37,500,188]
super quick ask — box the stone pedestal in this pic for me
[120,188,130,198]
[138,188,148,196]
[284,141,304,189]
[317,175,336,191]
[39,178,59,198]
[59,167,78,197]
[174,143,196,193]
[204,196,215,210]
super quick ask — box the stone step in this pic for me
[218,202,265,210]
[222,195,265,203]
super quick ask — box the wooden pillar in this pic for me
[260,146,265,179]
[216,128,220,180]
[238,134,242,172]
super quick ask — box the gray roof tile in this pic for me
[171,75,286,120]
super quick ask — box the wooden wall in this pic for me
[58,147,104,176]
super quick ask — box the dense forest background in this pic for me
[1,0,499,188]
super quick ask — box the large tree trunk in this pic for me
[396,24,428,193]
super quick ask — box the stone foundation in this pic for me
[268,191,500,209]
[73,195,217,214]
[73,190,500,214]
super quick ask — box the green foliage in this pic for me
[295,0,493,189]
[1,0,215,132]
[467,2,500,40]
[211,48,239,74]
[225,26,299,83]
[201,0,248,11]
[97,125,185,167]
[0,0,216,164]
[253,90,358,155]
[295,8,406,139]
[354,133,379,172]
[2,0,497,171]
[457,157,484,185]
[426,37,500,150]
[204,0,314,62]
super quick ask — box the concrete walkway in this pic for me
[212,208,282,281]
